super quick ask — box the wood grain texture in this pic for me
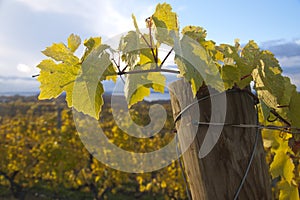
[169,79,272,200]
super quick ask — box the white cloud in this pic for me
[15,0,154,37]
[283,72,300,89]
[15,0,81,13]
[278,56,300,68]
[0,42,41,77]
[17,63,31,73]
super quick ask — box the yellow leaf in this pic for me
[270,150,295,184]
[152,3,179,45]
[278,180,299,200]
[68,34,81,53]
[42,43,79,65]
[152,3,178,32]
[37,60,81,107]
[161,180,167,188]
[95,176,101,183]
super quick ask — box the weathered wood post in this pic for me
[169,79,272,200]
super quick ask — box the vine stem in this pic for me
[117,68,179,75]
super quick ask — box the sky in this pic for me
[0,0,300,94]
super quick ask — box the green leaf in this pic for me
[258,101,271,125]
[174,35,223,96]
[252,50,285,109]
[72,80,104,120]
[152,3,179,45]
[181,25,207,42]
[289,91,300,128]
[221,65,241,90]
[82,37,102,60]
[68,34,81,53]
[81,44,117,82]
[124,65,166,106]
[279,77,297,106]
[241,40,260,69]
[132,14,140,34]
[119,31,140,67]
[182,26,223,65]
[37,59,81,107]
[236,40,261,88]
[70,44,117,119]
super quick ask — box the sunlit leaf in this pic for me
[72,80,104,120]
[174,35,223,95]
[42,43,79,65]
[270,150,294,183]
[152,3,179,45]
[278,180,299,200]
[221,65,241,90]
[68,34,81,53]
[119,31,140,68]
[81,44,117,82]
[279,77,297,106]
[124,65,166,106]
[37,36,81,107]
[82,37,102,60]
[181,25,207,42]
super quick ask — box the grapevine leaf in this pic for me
[258,101,271,125]
[241,40,260,70]
[119,31,140,67]
[277,180,300,200]
[68,34,81,53]
[124,65,166,106]
[37,60,80,107]
[81,44,117,82]
[256,50,284,106]
[152,3,179,45]
[279,77,297,106]
[270,150,295,183]
[72,80,104,120]
[174,35,223,96]
[235,40,261,88]
[71,44,117,119]
[82,37,102,60]
[182,26,223,64]
[221,65,241,90]
[38,35,81,107]
[252,50,285,110]
[283,158,295,184]
[253,68,276,108]
[181,25,207,42]
[42,43,79,65]
[152,3,178,32]
[132,14,140,33]
[289,91,300,127]
[139,42,160,66]
[121,30,163,106]
[218,43,252,88]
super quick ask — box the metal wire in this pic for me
[233,104,259,200]
[192,122,300,135]
[172,88,300,200]
[174,91,233,124]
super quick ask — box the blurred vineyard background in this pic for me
[0,95,187,200]
[1,94,300,200]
